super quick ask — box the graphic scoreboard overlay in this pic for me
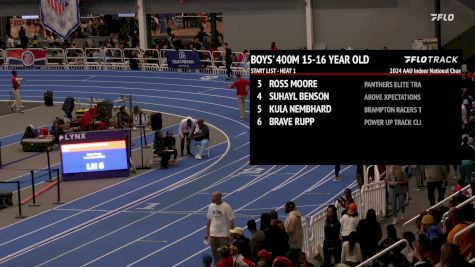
[250,50,462,165]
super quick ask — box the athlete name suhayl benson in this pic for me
[269,105,332,113]
[269,92,330,101]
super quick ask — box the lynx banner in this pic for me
[39,0,80,40]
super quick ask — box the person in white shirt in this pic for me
[340,203,359,242]
[205,191,235,264]
[341,232,362,267]
[178,116,196,157]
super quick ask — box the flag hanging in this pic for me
[39,0,81,40]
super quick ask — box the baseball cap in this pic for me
[422,214,435,225]
[229,227,244,236]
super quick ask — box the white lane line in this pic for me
[81,76,95,81]
[233,132,246,139]
[233,141,249,151]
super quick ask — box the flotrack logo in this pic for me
[430,13,455,22]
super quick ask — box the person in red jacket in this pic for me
[10,70,24,113]
[227,73,250,121]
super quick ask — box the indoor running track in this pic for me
[0,70,357,267]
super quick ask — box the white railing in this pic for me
[85,48,104,64]
[65,48,85,65]
[123,48,143,64]
[308,209,326,261]
[357,239,409,267]
[301,217,312,258]
[46,48,65,65]
[360,180,387,218]
[0,47,250,75]
[102,62,130,70]
[402,184,471,232]
[143,49,160,66]
[441,195,475,230]
[104,48,124,63]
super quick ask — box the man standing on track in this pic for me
[178,116,196,157]
[205,191,235,264]
[10,70,23,113]
[227,73,250,121]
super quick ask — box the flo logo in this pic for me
[430,13,454,21]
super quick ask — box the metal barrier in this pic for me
[308,208,326,261]
[65,48,85,65]
[441,195,475,230]
[0,47,250,74]
[0,181,25,218]
[143,49,160,66]
[301,216,312,258]
[45,48,65,65]
[360,180,387,218]
[123,48,143,63]
[402,184,471,232]
[85,48,104,64]
[102,62,130,71]
[104,48,124,63]
[357,239,409,267]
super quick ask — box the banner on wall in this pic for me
[165,50,201,69]
[39,0,81,40]
[6,49,47,67]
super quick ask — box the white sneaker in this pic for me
[195,154,202,159]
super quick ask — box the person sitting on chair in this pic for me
[153,131,171,168]
[190,118,210,160]
[117,106,130,128]
[165,130,178,162]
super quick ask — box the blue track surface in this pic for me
[0,70,357,266]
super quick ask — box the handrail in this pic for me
[356,239,409,267]
[0,47,250,74]
[442,194,475,230]
[454,221,475,246]
[364,165,374,184]
[402,184,471,232]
